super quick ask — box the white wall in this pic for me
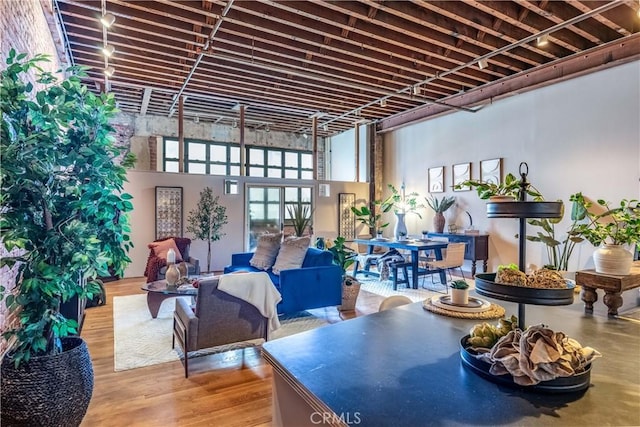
[122,171,368,278]
[383,61,640,273]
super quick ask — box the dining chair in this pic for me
[378,295,412,312]
[352,234,386,277]
[423,242,466,290]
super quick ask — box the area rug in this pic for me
[356,274,450,302]
[113,294,328,372]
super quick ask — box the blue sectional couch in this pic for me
[223,247,342,314]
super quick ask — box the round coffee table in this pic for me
[141,280,198,318]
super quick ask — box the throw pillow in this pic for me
[149,238,183,263]
[272,236,310,275]
[249,233,282,270]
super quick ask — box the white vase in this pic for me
[394,212,407,240]
[451,288,469,305]
[593,244,633,275]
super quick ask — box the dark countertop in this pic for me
[262,295,640,427]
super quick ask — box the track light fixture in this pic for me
[536,34,549,47]
[380,99,387,107]
[102,44,115,57]
[477,59,489,70]
[412,85,420,95]
[232,120,238,128]
[104,66,115,77]
[322,124,329,132]
[100,13,116,28]
[302,132,308,139]
[265,124,270,132]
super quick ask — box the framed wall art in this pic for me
[428,166,444,193]
[338,193,356,240]
[155,186,183,239]
[481,158,502,184]
[452,162,471,191]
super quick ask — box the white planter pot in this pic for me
[450,288,469,305]
[593,244,633,275]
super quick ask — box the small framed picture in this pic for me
[452,162,471,191]
[481,158,502,184]
[428,166,444,193]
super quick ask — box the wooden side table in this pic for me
[576,261,640,316]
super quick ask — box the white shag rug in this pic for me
[113,294,329,371]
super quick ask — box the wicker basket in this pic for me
[1,336,94,427]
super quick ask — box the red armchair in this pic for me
[144,237,201,282]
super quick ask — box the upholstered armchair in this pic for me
[173,276,269,377]
[144,237,201,283]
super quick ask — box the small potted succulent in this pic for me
[449,279,470,305]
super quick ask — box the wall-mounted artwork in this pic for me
[155,186,183,239]
[338,193,356,240]
[428,166,444,193]
[453,162,471,191]
[481,158,502,184]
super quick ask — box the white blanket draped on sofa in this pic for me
[218,272,282,336]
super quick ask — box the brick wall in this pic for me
[1,0,64,353]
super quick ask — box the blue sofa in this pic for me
[223,247,342,314]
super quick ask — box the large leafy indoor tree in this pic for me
[186,187,228,272]
[0,49,135,366]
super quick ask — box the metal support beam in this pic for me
[378,34,640,133]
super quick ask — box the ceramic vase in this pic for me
[593,244,633,275]
[433,212,445,234]
[177,261,188,279]
[450,288,469,305]
[165,263,180,287]
[394,213,407,240]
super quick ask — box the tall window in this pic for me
[162,138,312,178]
[246,185,313,250]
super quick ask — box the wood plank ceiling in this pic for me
[54,0,640,136]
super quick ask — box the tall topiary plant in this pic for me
[0,49,135,367]
[186,187,228,272]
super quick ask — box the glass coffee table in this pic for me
[141,280,198,318]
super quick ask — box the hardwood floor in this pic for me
[80,277,385,427]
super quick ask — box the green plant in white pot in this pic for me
[0,50,135,426]
[570,193,639,275]
[449,279,470,305]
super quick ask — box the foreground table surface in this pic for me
[262,297,640,427]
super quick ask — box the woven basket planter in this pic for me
[1,336,94,427]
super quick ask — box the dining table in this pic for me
[353,238,449,289]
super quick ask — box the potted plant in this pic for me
[351,195,394,238]
[449,279,470,305]
[525,198,587,274]
[455,172,543,201]
[387,184,423,239]
[186,187,228,272]
[285,202,313,237]
[570,193,640,275]
[326,236,360,311]
[425,195,455,233]
[1,50,135,425]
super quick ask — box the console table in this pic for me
[262,299,639,426]
[428,232,489,276]
[576,261,640,316]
